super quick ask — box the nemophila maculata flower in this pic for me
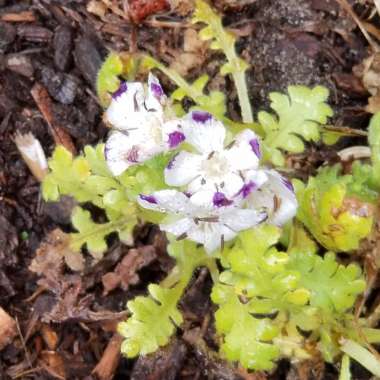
[104,73,185,175]
[165,111,266,198]
[137,109,298,253]
[139,189,267,253]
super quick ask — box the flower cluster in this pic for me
[105,75,298,253]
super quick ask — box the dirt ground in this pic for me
[0,0,377,379]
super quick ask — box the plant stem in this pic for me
[339,355,351,380]
[340,339,380,377]
[233,71,253,123]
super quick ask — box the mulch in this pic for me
[0,0,376,379]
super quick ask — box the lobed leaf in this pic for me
[118,283,183,357]
[260,86,333,166]
[212,286,280,370]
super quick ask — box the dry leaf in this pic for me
[87,0,107,17]
[102,246,156,295]
[30,229,84,274]
[353,52,380,113]
[170,28,209,76]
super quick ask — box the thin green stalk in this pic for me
[339,355,351,380]
[340,339,380,377]
[233,70,253,123]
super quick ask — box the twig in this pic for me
[336,0,380,51]
[0,11,36,22]
[31,83,76,154]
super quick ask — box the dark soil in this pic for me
[0,0,376,379]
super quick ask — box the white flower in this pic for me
[164,111,265,199]
[104,73,185,176]
[138,189,266,253]
[238,169,298,226]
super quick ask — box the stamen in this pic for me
[176,232,188,241]
[225,140,236,150]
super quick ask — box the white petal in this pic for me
[220,209,265,232]
[189,189,218,211]
[145,73,166,112]
[266,171,297,225]
[188,223,236,253]
[225,129,260,171]
[248,170,297,226]
[138,189,190,214]
[221,172,244,198]
[165,151,203,187]
[203,223,225,253]
[105,82,145,128]
[160,217,195,237]
[105,131,136,176]
[187,175,215,195]
[182,111,226,154]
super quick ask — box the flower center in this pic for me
[201,152,229,180]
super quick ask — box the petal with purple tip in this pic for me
[249,138,261,158]
[237,181,257,198]
[191,110,212,123]
[139,194,157,204]
[112,82,128,99]
[213,192,233,208]
[168,131,185,148]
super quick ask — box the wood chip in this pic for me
[92,334,123,380]
[31,83,76,154]
[0,11,36,22]
[0,307,17,350]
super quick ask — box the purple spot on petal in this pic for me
[192,111,212,123]
[139,194,157,204]
[126,146,139,163]
[237,181,257,198]
[183,191,192,198]
[213,192,233,208]
[282,177,294,192]
[168,131,185,148]
[151,82,164,98]
[112,82,128,99]
[167,153,179,169]
[249,138,261,158]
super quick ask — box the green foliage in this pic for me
[118,283,183,357]
[42,144,140,258]
[210,225,367,369]
[70,207,134,261]
[192,0,252,122]
[96,52,123,107]
[119,239,213,357]
[287,249,365,315]
[143,55,227,120]
[295,165,375,252]
[259,86,333,166]
[213,286,280,370]
[368,112,380,190]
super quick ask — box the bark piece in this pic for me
[54,25,74,71]
[0,307,17,350]
[92,334,123,380]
